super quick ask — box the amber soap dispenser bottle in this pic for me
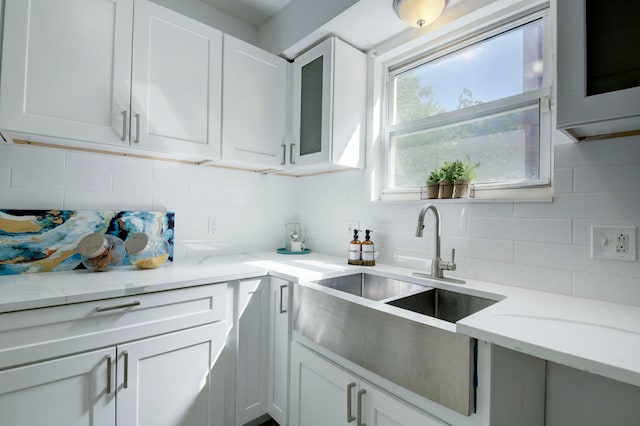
[348,229,363,265]
[362,229,375,266]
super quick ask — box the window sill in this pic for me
[379,186,553,203]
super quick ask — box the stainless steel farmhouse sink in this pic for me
[292,273,499,416]
[386,287,497,323]
[312,273,427,301]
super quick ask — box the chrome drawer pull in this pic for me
[347,382,356,423]
[281,143,287,165]
[290,143,296,164]
[134,113,140,143]
[106,355,113,394]
[279,284,287,314]
[123,350,129,389]
[121,110,127,141]
[95,300,141,312]
[357,389,366,426]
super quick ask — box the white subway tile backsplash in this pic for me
[66,151,153,176]
[2,133,640,306]
[469,217,573,243]
[0,166,10,187]
[553,168,573,194]
[515,242,589,271]
[574,164,640,193]
[572,271,640,307]
[467,259,573,294]
[188,179,217,199]
[0,188,64,209]
[11,166,112,191]
[64,190,153,210]
[444,236,514,263]
[554,135,640,168]
[515,192,640,220]
[0,144,66,169]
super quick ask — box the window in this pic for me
[383,12,551,199]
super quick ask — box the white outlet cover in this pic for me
[591,226,637,262]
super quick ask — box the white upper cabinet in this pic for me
[556,0,640,141]
[131,0,222,158]
[0,0,134,146]
[291,37,366,170]
[222,35,289,169]
[0,0,222,159]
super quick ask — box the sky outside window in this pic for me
[393,19,543,123]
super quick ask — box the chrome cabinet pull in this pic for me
[279,284,287,314]
[290,143,296,164]
[95,300,140,312]
[281,144,286,166]
[134,113,140,143]
[346,382,356,423]
[106,355,113,394]
[357,389,366,426]
[121,111,127,141]
[123,350,129,389]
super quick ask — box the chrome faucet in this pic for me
[413,204,457,281]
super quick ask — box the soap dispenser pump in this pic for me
[348,229,363,265]
[362,229,375,266]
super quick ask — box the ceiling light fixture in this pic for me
[392,0,448,28]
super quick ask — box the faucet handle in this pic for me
[439,248,457,272]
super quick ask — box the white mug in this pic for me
[290,241,306,252]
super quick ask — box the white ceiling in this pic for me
[201,0,294,27]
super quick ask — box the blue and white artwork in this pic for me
[0,210,174,276]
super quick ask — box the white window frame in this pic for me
[376,4,553,202]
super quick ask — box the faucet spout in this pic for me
[414,204,456,281]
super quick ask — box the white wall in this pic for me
[0,143,298,260]
[1,136,638,306]
[295,135,640,306]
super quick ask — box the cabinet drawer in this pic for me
[0,283,226,369]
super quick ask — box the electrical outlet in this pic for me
[347,220,360,233]
[208,217,217,235]
[591,226,636,261]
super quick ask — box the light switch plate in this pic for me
[591,226,637,261]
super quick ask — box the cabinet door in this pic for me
[0,347,116,426]
[556,0,640,139]
[292,38,333,167]
[116,322,226,426]
[289,342,356,426]
[268,278,290,425]
[0,0,133,145]
[222,35,288,168]
[236,278,270,425]
[363,383,448,426]
[131,0,222,159]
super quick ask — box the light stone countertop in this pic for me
[1,251,639,388]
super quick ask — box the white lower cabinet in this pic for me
[116,323,225,426]
[235,276,291,426]
[0,347,116,426]
[0,283,228,426]
[235,277,270,425]
[290,342,448,426]
[268,278,290,426]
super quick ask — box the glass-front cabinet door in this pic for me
[292,38,333,167]
[557,0,640,141]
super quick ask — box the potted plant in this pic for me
[425,169,442,199]
[453,159,480,198]
[439,161,462,198]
